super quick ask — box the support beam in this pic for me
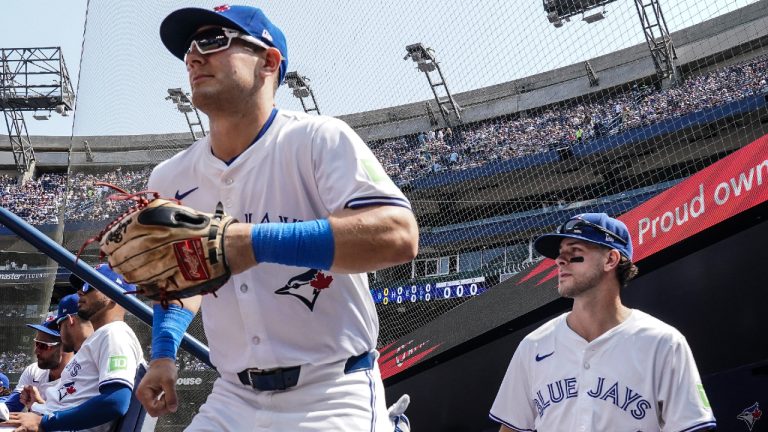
[0,47,75,177]
[634,0,679,82]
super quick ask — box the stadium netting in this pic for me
[1,1,767,430]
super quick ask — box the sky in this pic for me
[0,0,761,136]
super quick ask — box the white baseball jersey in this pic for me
[490,309,716,432]
[149,109,410,375]
[13,363,59,402]
[39,321,144,432]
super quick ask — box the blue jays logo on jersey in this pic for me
[275,269,334,311]
[57,381,77,401]
[737,402,762,431]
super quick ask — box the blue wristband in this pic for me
[151,304,194,361]
[251,219,335,270]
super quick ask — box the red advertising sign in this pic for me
[521,133,768,285]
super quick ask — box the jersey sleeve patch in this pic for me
[108,355,129,373]
[361,158,388,184]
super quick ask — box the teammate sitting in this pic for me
[118,4,419,431]
[2,264,145,432]
[0,375,9,400]
[1,307,75,412]
[489,213,716,432]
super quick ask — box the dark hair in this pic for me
[617,256,639,288]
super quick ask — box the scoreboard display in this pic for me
[371,277,487,305]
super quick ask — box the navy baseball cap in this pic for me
[0,373,8,389]
[54,294,80,324]
[69,263,136,294]
[160,4,288,84]
[534,213,633,260]
[26,312,61,337]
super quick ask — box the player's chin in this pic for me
[190,91,224,113]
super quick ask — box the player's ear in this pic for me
[259,48,281,84]
[604,249,621,271]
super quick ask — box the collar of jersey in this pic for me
[214,107,279,166]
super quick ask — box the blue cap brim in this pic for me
[26,323,60,338]
[533,232,620,260]
[160,8,250,61]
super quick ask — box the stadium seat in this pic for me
[114,363,150,432]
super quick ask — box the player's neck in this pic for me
[208,101,274,162]
[567,284,630,342]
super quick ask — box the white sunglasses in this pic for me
[185,27,269,59]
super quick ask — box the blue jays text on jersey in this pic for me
[534,376,651,420]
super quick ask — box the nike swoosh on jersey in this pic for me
[175,187,199,201]
[535,351,554,362]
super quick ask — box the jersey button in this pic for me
[240,284,248,293]
[583,362,590,369]
[251,336,261,345]
[225,178,233,185]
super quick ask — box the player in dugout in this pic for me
[1,264,144,432]
[490,213,716,432]
[0,307,75,413]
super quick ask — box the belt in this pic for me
[237,351,376,391]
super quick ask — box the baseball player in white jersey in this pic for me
[2,265,144,432]
[490,213,716,432]
[134,4,418,432]
[0,310,75,413]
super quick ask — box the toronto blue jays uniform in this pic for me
[149,109,411,431]
[490,309,717,431]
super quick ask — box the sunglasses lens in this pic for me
[188,29,231,54]
[35,341,57,350]
[560,219,582,234]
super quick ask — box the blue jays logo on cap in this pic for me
[533,213,633,260]
[26,311,62,337]
[160,4,289,84]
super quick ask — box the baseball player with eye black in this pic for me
[101,4,419,431]
[490,213,716,432]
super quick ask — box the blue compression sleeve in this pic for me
[3,392,23,412]
[251,219,335,270]
[151,303,194,361]
[40,383,131,431]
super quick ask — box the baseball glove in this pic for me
[83,183,236,304]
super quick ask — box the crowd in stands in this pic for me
[0,351,34,374]
[371,55,768,184]
[64,167,153,221]
[177,351,212,371]
[0,173,67,225]
[1,56,766,223]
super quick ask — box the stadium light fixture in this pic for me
[583,11,606,23]
[404,43,462,125]
[284,71,321,115]
[404,43,437,73]
[165,87,206,140]
[32,111,51,121]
